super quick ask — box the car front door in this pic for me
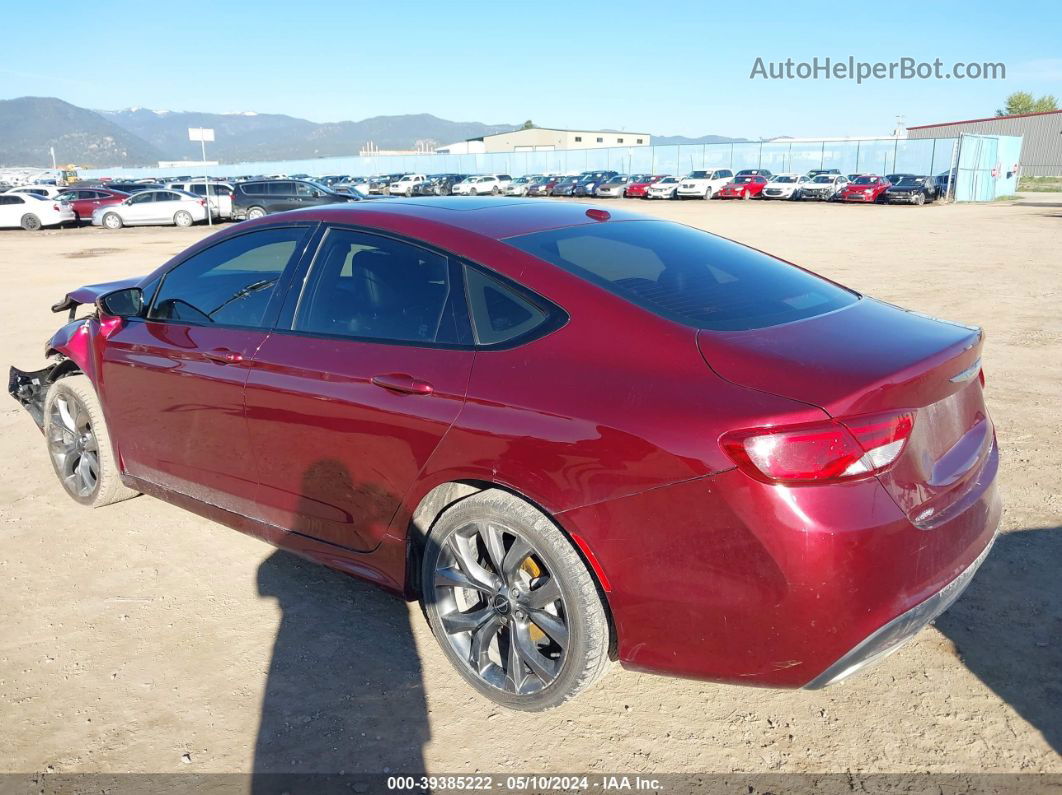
[97,224,316,514]
[121,192,156,224]
[243,226,475,552]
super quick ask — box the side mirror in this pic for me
[97,287,143,318]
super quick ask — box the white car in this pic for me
[675,169,734,199]
[799,174,850,201]
[389,174,427,196]
[645,176,681,199]
[0,192,75,230]
[92,189,215,229]
[505,176,537,196]
[166,181,234,218]
[4,185,66,200]
[761,173,810,200]
[452,175,504,195]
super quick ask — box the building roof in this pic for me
[472,127,651,141]
[908,109,1062,130]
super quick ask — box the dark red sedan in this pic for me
[623,175,666,198]
[839,175,892,203]
[715,174,769,199]
[9,198,999,711]
[55,186,130,223]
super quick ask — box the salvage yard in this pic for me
[0,197,1059,775]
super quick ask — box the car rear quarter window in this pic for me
[505,220,858,331]
[464,266,550,345]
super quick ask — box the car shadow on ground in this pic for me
[253,549,429,787]
[934,525,1062,753]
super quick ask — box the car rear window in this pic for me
[504,220,858,331]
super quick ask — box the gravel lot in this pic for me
[0,198,1059,777]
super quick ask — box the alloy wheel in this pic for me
[47,392,99,499]
[433,521,569,695]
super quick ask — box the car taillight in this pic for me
[53,203,61,211]
[199,199,207,206]
[720,411,914,485]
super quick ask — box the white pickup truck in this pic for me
[389,174,427,196]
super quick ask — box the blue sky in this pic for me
[1,0,1059,138]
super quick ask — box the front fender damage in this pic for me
[9,317,98,430]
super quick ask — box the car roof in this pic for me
[251,197,649,240]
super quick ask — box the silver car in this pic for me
[594,175,631,198]
[92,189,215,229]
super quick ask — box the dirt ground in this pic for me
[0,197,1059,778]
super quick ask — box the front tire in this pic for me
[421,490,611,711]
[21,214,42,231]
[43,375,139,507]
[703,187,712,200]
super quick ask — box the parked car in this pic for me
[526,176,563,197]
[166,181,235,219]
[645,176,681,199]
[761,173,809,200]
[549,176,580,197]
[885,174,916,185]
[572,172,616,197]
[421,175,467,196]
[807,169,841,177]
[10,198,999,711]
[735,169,774,179]
[594,175,631,198]
[624,175,665,198]
[333,178,371,196]
[102,182,163,194]
[493,175,514,192]
[799,174,850,201]
[54,187,130,223]
[4,185,65,200]
[839,175,892,203]
[231,179,360,220]
[390,174,427,197]
[675,169,734,200]
[715,174,769,199]
[368,175,403,194]
[91,189,215,228]
[452,176,505,196]
[0,192,75,230]
[883,175,939,205]
[505,176,538,196]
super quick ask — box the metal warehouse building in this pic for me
[907,110,1062,176]
[456,127,652,154]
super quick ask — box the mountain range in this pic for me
[0,97,748,168]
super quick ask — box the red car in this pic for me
[9,199,999,711]
[55,187,130,223]
[840,175,892,203]
[715,174,769,199]
[624,175,667,198]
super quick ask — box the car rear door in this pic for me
[242,226,475,552]
[97,224,317,515]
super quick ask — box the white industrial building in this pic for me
[438,127,651,154]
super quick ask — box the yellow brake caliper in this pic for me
[521,557,546,643]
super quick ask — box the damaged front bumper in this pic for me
[8,364,58,430]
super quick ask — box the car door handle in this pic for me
[370,373,434,395]
[203,348,244,364]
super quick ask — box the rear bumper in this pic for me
[558,442,1001,687]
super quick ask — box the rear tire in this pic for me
[246,206,267,220]
[174,210,194,227]
[21,214,42,231]
[421,490,611,711]
[43,375,139,508]
[102,212,122,229]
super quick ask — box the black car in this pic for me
[104,182,164,194]
[883,175,939,205]
[550,176,580,197]
[414,174,467,196]
[231,179,360,220]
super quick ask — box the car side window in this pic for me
[294,228,465,345]
[148,227,309,328]
[463,265,549,346]
[129,193,154,204]
[295,182,317,197]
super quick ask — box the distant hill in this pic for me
[0,96,749,167]
[100,109,516,162]
[0,97,164,168]
[652,134,750,146]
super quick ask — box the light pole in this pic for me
[188,127,215,226]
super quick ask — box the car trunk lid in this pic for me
[697,298,993,527]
